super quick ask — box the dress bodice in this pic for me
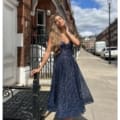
[54,41,73,62]
[60,41,73,54]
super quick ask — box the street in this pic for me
[106,59,117,66]
[111,59,117,65]
[98,55,117,66]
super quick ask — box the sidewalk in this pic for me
[45,48,117,120]
[76,48,117,120]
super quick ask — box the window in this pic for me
[37,9,45,26]
[36,9,46,34]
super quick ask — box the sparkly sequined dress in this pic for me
[47,42,94,119]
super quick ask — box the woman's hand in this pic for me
[65,24,70,35]
[30,68,41,77]
[65,24,80,46]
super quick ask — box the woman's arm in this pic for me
[38,38,52,70]
[66,26,80,46]
[31,37,52,76]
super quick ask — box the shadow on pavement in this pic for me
[74,115,88,120]
[53,114,88,120]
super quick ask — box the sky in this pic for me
[70,0,118,37]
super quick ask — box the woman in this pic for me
[31,14,94,120]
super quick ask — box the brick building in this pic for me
[3,0,79,85]
[96,18,117,47]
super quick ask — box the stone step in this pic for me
[28,78,51,86]
[40,86,51,91]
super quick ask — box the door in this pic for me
[3,0,18,85]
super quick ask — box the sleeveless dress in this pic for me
[47,42,94,119]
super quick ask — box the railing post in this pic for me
[33,73,40,120]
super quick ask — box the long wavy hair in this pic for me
[49,14,64,55]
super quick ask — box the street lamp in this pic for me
[107,0,112,64]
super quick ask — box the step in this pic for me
[28,78,51,86]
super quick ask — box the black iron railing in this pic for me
[3,30,49,120]
[31,32,54,79]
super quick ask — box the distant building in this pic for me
[82,35,96,52]
[96,18,117,47]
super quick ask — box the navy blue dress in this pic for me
[47,42,94,119]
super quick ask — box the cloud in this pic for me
[80,31,94,37]
[71,0,117,37]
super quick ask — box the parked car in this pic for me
[86,48,95,54]
[100,47,117,59]
[95,41,106,55]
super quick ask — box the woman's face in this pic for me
[54,15,65,28]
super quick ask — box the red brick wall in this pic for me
[32,0,56,32]
[17,0,77,67]
[96,19,117,47]
[17,0,32,67]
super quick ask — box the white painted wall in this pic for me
[3,0,18,85]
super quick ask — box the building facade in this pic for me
[3,0,79,85]
[17,0,32,84]
[82,36,96,52]
[96,19,117,47]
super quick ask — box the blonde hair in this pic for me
[49,14,64,55]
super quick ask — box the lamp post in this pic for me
[107,0,112,64]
